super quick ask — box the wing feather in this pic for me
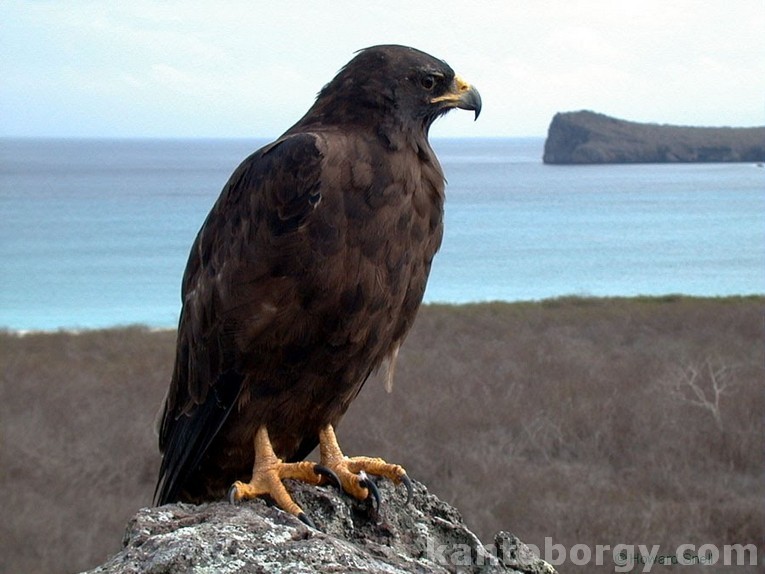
[154,133,326,504]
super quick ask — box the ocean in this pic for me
[1,137,763,331]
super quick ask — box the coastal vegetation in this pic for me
[2,296,762,573]
[543,110,765,164]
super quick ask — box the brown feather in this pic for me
[155,45,479,504]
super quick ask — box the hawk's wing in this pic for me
[154,132,326,505]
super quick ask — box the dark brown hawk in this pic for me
[155,44,481,524]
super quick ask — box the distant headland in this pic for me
[543,110,765,164]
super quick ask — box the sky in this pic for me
[1,1,763,138]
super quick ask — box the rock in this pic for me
[81,479,555,574]
[542,110,765,164]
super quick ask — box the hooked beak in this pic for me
[431,74,482,120]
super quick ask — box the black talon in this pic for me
[227,485,239,505]
[359,471,380,514]
[297,512,316,529]
[401,474,413,505]
[314,464,341,489]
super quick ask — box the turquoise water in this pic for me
[1,137,763,331]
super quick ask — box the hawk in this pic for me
[155,44,481,525]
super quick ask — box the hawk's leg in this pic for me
[228,426,332,527]
[317,424,412,511]
[228,424,412,526]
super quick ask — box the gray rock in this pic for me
[81,479,555,574]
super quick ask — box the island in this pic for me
[542,110,765,164]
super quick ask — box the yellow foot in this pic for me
[318,424,413,512]
[228,425,412,526]
[228,426,334,528]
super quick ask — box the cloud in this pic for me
[1,0,763,137]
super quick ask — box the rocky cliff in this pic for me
[81,479,555,574]
[543,110,765,164]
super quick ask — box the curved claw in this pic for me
[227,484,239,505]
[400,474,413,505]
[297,512,316,529]
[358,471,380,514]
[314,464,341,489]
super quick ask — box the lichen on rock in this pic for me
[82,479,554,574]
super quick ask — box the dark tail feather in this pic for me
[154,371,243,505]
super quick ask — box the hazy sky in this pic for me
[1,1,763,138]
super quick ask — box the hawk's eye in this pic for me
[420,75,437,91]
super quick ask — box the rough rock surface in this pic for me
[82,479,555,574]
[543,110,765,164]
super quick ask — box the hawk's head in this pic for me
[299,45,481,134]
